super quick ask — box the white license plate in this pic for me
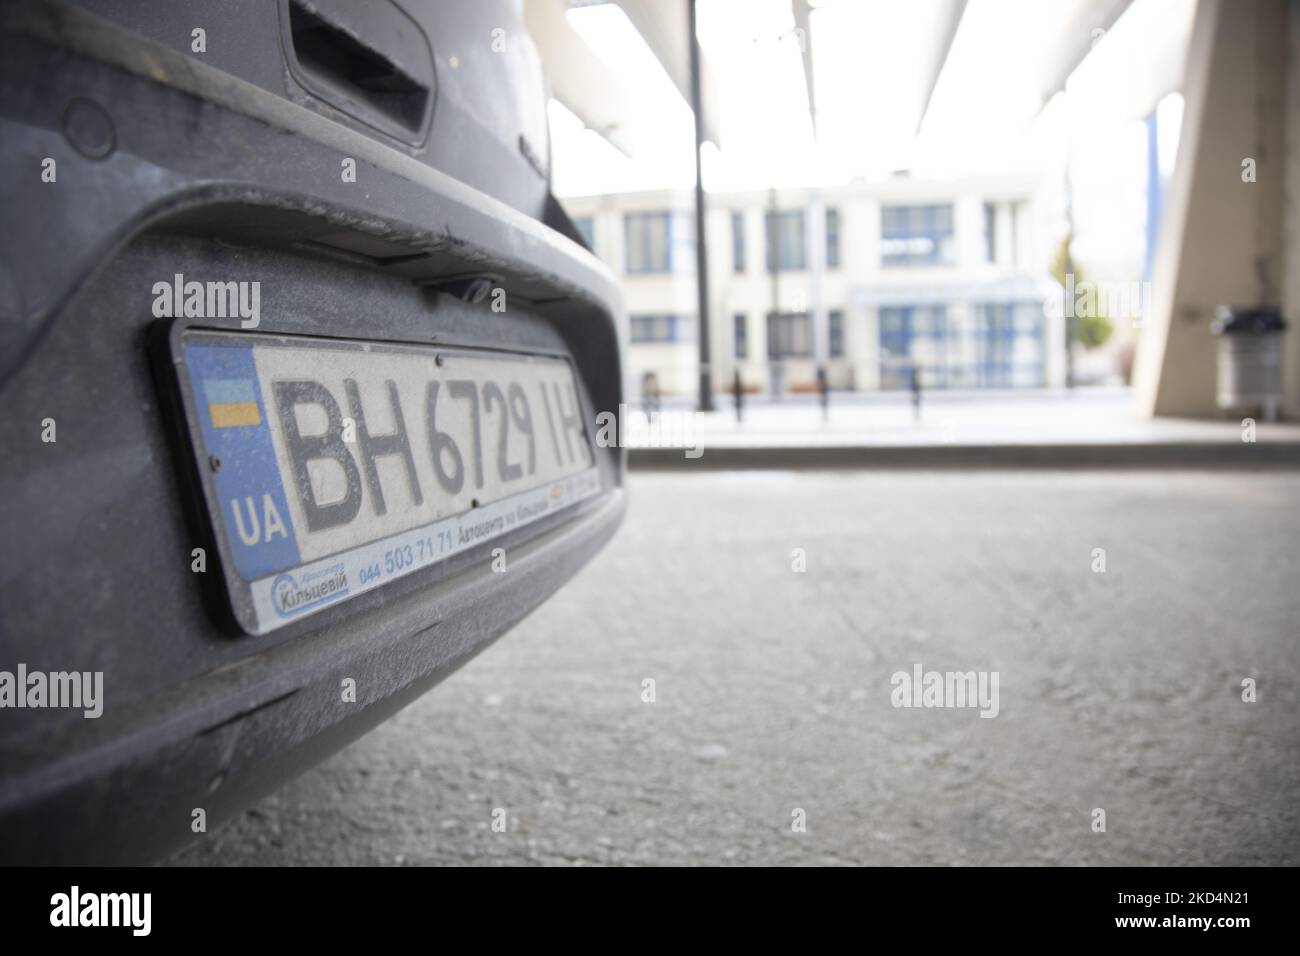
[172,329,600,634]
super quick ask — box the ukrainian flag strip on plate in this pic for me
[178,330,600,634]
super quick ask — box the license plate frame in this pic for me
[164,324,601,635]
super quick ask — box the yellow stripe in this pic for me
[209,402,261,427]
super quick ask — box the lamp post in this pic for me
[688,0,713,411]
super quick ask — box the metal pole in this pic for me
[768,187,780,398]
[688,0,713,412]
[1063,136,1077,391]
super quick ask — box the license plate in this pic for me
[170,329,600,634]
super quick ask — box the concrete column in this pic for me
[1044,296,1068,388]
[1132,0,1287,417]
[854,197,882,275]
[955,194,984,269]
[1284,0,1300,413]
[807,192,827,365]
[706,205,731,390]
[858,305,882,390]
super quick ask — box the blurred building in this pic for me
[565,175,1062,398]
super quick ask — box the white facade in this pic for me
[566,175,1064,400]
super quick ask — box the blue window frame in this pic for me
[828,310,845,358]
[765,210,806,271]
[734,313,748,359]
[881,204,954,267]
[879,305,955,388]
[974,302,1044,387]
[574,216,595,249]
[625,211,693,274]
[825,208,840,269]
[630,314,688,343]
[731,211,745,273]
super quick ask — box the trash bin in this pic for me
[1211,306,1287,421]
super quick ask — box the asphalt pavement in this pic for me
[171,470,1300,866]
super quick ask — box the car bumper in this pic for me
[0,0,625,864]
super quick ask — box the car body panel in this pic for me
[0,0,624,863]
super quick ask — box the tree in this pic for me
[1050,237,1113,350]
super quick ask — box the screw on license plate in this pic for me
[209,455,221,472]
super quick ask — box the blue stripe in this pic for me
[186,340,301,580]
[203,377,257,405]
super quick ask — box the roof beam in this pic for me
[524,0,639,156]
[791,1,816,136]
[615,0,721,145]
[914,0,968,138]
[1037,0,1134,103]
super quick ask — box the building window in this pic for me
[974,302,1044,387]
[880,204,954,267]
[825,208,840,269]
[828,310,845,358]
[765,210,806,271]
[767,312,811,358]
[574,216,595,249]
[625,211,692,274]
[625,212,669,273]
[983,203,997,263]
[734,313,748,359]
[879,305,954,388]
[629,314,686,343]
[731,211,745,273]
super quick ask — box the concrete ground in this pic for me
[172,470,1300,866]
